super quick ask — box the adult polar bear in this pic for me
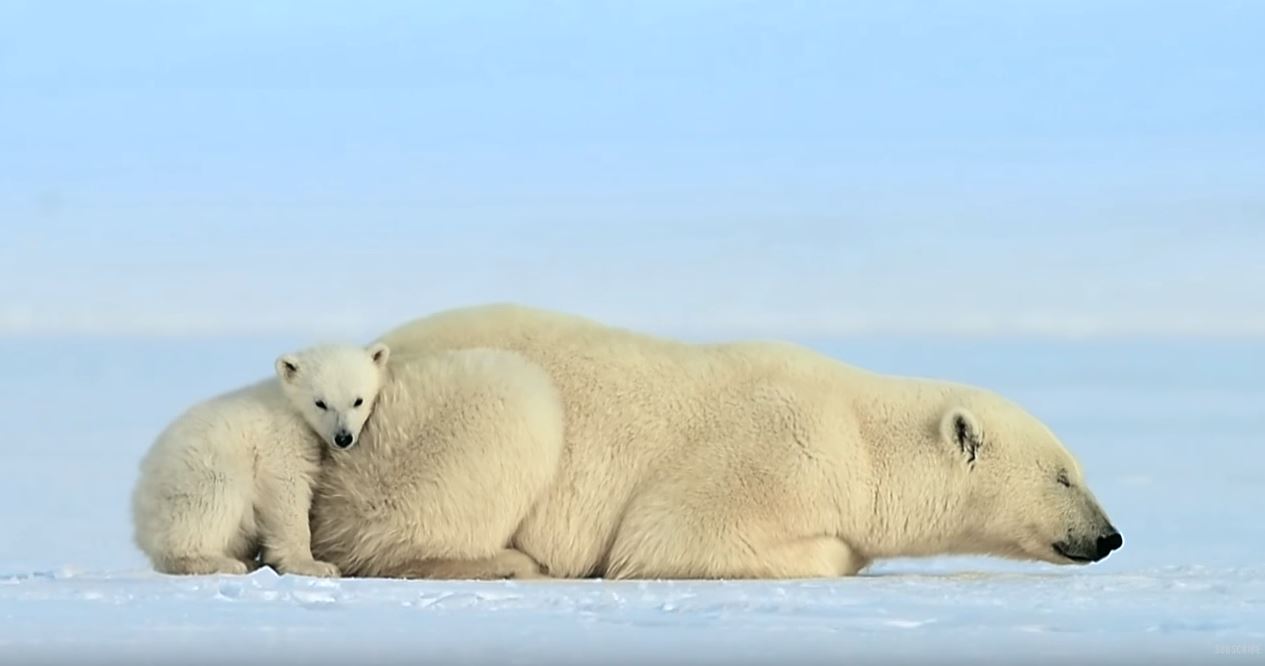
[312,303,1122,580]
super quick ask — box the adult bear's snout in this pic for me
[1054,526,1122,563]
[1095,529,1123,560]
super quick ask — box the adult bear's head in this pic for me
[937,391,1123,565]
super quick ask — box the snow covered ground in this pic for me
[1,335,1262,665]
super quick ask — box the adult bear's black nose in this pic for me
[333,431,354,448]
[1096,530,1123,559]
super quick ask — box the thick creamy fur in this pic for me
[311,348,564,580]
[131,344,388,576]
[313,304,1118,580]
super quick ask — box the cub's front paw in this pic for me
[277,559,341,578]
[496,549,550,580]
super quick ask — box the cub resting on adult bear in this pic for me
[311,304,1122,580]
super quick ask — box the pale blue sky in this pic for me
[1,1,1262,339]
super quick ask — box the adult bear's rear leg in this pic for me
[394,548,549,580]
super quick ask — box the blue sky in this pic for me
[1,1,1262,339]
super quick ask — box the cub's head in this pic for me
[275,342,390,450]
[940,391,1122,566]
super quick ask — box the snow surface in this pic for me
[1,336,1262,665]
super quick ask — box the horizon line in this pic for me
[1,315,1262,343]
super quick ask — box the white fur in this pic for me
[131,343,389,576]
[311,348,564,580]
[312,304,1120,580]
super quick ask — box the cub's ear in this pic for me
[941,407,983,467]
[367,343,390,369]
[275,354,300,383]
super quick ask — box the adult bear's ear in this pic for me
[367,343,390,369]
[941,407,983,467]
[275,355,300,383]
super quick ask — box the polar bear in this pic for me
[310,347,564,580]
[131,343,390,576]
[311,303,1122,580]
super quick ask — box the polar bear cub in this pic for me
[131,343,390,576]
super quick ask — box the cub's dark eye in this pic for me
[1056,470,1071,487]
[353,397,363,408]
[314,400,327,411]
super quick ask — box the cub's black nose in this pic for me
[334,431,354,448]
[1096,531,1123,559]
